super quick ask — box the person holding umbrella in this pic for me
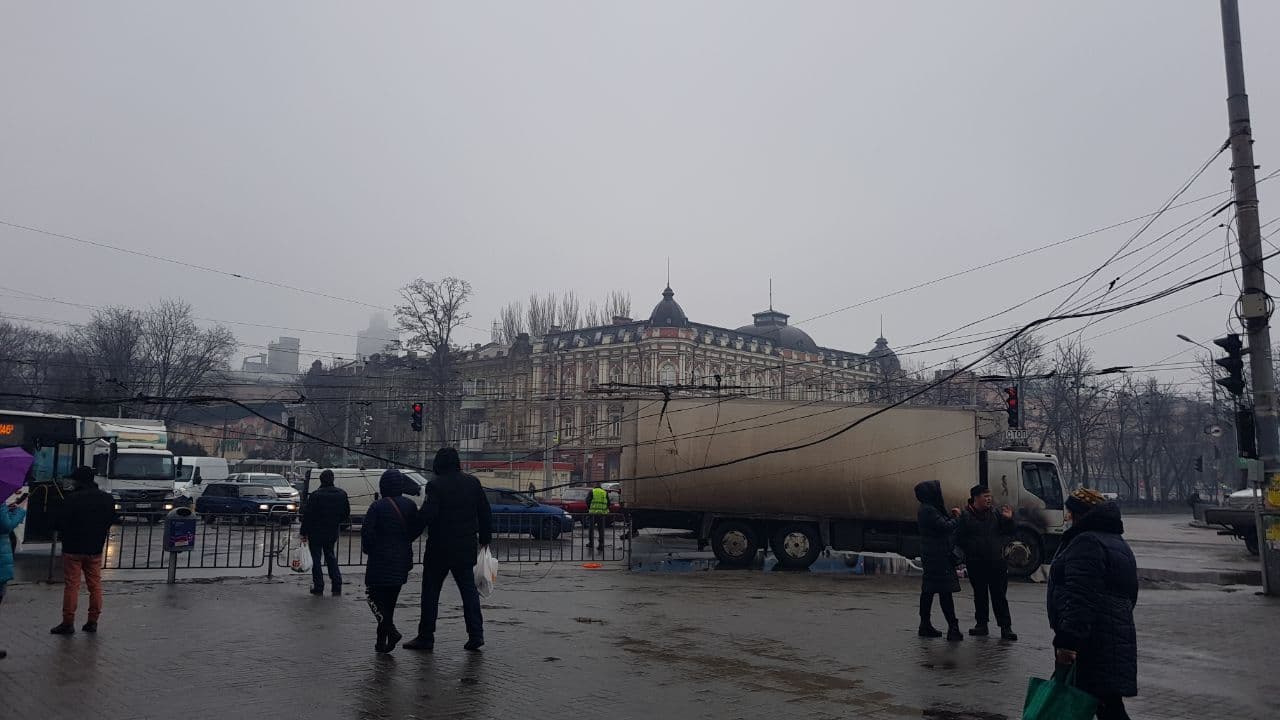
[0,446,36,660]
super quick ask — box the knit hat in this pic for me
[71,466,95,486]
[970,484,989,499]
[1066,487,1107,516]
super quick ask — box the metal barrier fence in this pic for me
[85,511,627,574]
[273,512,629,569]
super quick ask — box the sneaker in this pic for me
[918,624,943,638]
[969,624,989,637]
[82,622,98,634]
[946,626,964,642]
[402,636,434,652]
[50,623,75,636]
[464,638,485,652]
[1000,627,1019,642]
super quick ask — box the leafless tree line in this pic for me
[493,290,632,343]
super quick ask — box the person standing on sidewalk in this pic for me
[403,447,492,653]
[1,494,29,659]
[300,469,350,596]
[51,467,116,636]
[586,481,609,553]
[956,484,1017,641]
[361,469,420,654]
[1048,488,1138,720]
[914,480,963,642]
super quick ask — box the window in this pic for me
[608,414,622,438]
[659,362,677,385]
[203,484,227,497]
[112,453,174,481]
[1021,462,1065,510]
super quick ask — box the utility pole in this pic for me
[1220,0,1280,595]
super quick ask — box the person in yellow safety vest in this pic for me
[587,482,610,553]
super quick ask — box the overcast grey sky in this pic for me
[3,2,1279,388]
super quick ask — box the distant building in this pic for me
[357,314,396,360]
[267,337,301,374]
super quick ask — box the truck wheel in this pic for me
[1004,530,1042,578]
[1245,533,1260,556]
[711,521,760,567]
[771,524,821,570]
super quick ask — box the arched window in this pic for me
[659,362,677,386]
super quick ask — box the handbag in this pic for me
[1022,664,1098,720]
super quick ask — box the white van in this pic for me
[174,456,230,500]
[306,468,430,522]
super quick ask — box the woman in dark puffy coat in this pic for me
[914,480,963,641]
[1048,487,1138,720]
[361,469,421,654]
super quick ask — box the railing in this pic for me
[82,511,628,575]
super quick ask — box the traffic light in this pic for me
[411,402,423,433]
[286,415,296,443]
[1004,386,1019,429]
[1213,334,1248,398]
[1237,407,1257,459]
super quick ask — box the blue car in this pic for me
[484,488,575,540]
[196,482,298,525]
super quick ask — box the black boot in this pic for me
[918,623,943,638]
[969,623,989,637]
[402,635,434,652]
[1000,626,1019,641]
[946,624,964,642]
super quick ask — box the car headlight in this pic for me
[114,504,123,511]
[258,504,270,511]
[286,504,297,511]
[563,512,573,520]
[163,504,174,511]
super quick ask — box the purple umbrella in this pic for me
[0,446,35,500]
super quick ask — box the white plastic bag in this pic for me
[290,540,313,574]
[474,545,498,598]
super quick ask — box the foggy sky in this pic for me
[3,1,1279,390]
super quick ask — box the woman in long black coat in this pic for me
[1048,488,1138,720]
[915,480,963,641]
[361,469,421,654]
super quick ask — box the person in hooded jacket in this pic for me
[1,494,29,660]
[402,447,492,653]
[361,469,420,654]
[1048,487,1138,720]
[914,480,964,641]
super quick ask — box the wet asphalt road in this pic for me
[1,560,1274,719]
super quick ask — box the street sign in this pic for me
[1004,429,1030,442]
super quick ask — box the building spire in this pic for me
[666,257,670,289]
[879,314,884,339]
[769,278,773,311]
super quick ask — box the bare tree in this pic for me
[1040,339,1115,487]
[584,301,604,328]
[138,300,237,420]
[526,293,557,337]
[604,290,632,320]
[395,276,473,444]
[495,301,526,344]
[557,291,581,331]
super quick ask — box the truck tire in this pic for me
[711,520,760,567]
[1003,529,1042,578]
[1245,532,1260,556]
[771,523,821,570]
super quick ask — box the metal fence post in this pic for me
[166,551,178,585]
[266,524,275,578]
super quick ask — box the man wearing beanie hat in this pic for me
[402,447,492,653]
[956,483,1017,640]
[1048,488,1138,719]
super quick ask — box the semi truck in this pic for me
[620,399,1068,576]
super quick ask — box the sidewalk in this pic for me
[1,565,1274,719]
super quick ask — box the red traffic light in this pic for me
[413,403,423,413]
[1004,387,1019,407]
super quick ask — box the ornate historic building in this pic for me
[454,285,899,483]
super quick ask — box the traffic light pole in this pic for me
[1220,0,1280,595]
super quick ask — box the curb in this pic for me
[1137,566,1260,586]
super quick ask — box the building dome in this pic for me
[648,286,689,326]
[868,336,901,374]
[735,309,819,353]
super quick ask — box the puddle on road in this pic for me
[631,553,919,576]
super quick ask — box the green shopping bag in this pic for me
[1022,665,1098,720]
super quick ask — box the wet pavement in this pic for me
[1,561,1275,719]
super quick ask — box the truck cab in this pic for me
[82,418,179,516]
[982,449,1068,574]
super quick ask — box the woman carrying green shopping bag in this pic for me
[1044,488,1139,720]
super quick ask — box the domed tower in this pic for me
[648,286,689,327]
[736,308,819,353]
[867,336,901,375]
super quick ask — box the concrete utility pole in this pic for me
[1219,0,1280,594]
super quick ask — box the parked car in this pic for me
[485,488,575,540]
[196,483,298,525]
[227,472,301,504]
[542,487,622,525]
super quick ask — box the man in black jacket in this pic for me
[51,467,117,636]
[300,469,350,596]
[956,484,1017,641]
[403,447,492,653]
[1048,487,1139,720]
